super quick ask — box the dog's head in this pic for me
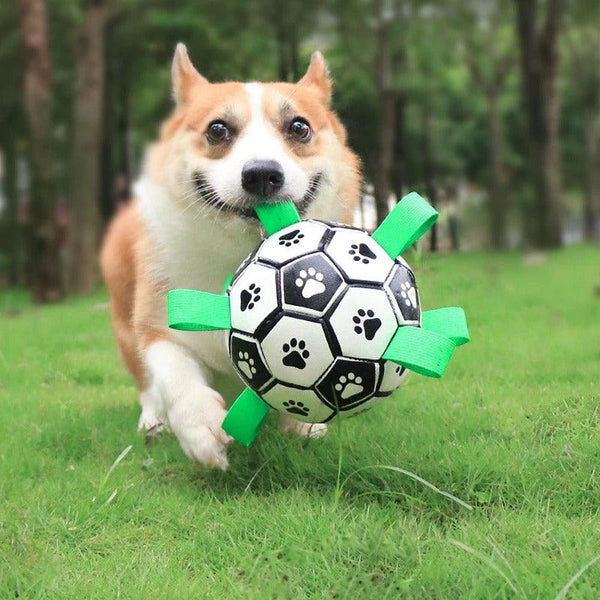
[145,44,360,223]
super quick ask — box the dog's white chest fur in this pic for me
[135,177,262,375]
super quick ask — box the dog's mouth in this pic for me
[192,172,323,220]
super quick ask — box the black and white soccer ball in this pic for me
[226,220,420,423]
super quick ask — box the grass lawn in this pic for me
[1,245,599,599]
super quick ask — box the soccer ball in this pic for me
[226,219,421,423]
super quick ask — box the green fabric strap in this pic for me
[382,325,456,378]
[255,201,301,236]
[167,289,231,331]
[221,273,234,295]
[421,307,470,346]
[372,192,439,259]
[221,387,270,447]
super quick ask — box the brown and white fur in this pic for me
[101,44,361,469]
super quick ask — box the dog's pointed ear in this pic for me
[298,51,332,105]
[172,43,207,106]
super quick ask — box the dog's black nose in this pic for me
[241,160,285,197]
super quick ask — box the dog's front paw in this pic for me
[280,414,328,439]
[168,388,231,470]
[176,422,230,470]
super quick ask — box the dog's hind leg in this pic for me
[279,414,328,439]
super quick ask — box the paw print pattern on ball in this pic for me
[229,333,273,391]
[400,281,418,309]
[334,372,364,399]
[229,263,278,335]
[236,351,256,379]
[348,242,376,264]
[239,283,261,311]
[256,220,328,266]
[278,229,305,247]
[260,316,334,387]
[295,267,325,299]
[282,399,310,416]
[385,262,420,323]
[263,385,334,423]
[282,254,345,316]
[325,229,393,284]
[376,360,409,396]
[329,287,397,359]
[352,309,382,341]
[316,357,378,410]
[281,338,310,369]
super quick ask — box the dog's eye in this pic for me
[288,117,312,142]
[206,120,230,144]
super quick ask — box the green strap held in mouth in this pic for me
[254,201,301,235]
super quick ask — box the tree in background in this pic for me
[261,0,322,82]
[0,2,25,286]
[514,0,565,248]
[18,0,63,302]
[462,0,514,249]
[565,0,600,241]
[67,0,111,294]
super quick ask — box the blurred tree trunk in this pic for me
[373,0,396,225]
[100,13,131,223]
[392,94,405,200]
[583,105,599,241]
[289,27,300,80]
[565,23,600,241]
[99,14,115,223]
[514,0,564,248]
[18,0,63,302]
[421,107,438,252]
[67,0,110,294]
[4,143,19,285]
[467,42,512,249]
[487,89,507,249]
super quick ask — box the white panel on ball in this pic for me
[229,263,279,334]
[263,385,334,423]
[256,221,328,266]
[325,229,394,284]
[329,287,397,359]
[377,360,409,395]
[259,316,334,387]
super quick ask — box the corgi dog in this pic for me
[100,44,360,469]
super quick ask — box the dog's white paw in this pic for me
[280,415,328,439]
[168,388,231,470]
[137,406,162,432]
[176,422,230,470]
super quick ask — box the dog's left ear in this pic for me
[172,43,208,107]
[298,51,332,106]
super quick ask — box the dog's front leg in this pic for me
[145,339,231,470]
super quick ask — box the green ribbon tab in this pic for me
[221,273,234,295]
[168,289,231,331]
[221,387,270,447]
[382,325,456,378]
[422,307,470,346]
[372,192,439,259]
[255,201,301,236]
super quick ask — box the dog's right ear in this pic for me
[172,43,207,106]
